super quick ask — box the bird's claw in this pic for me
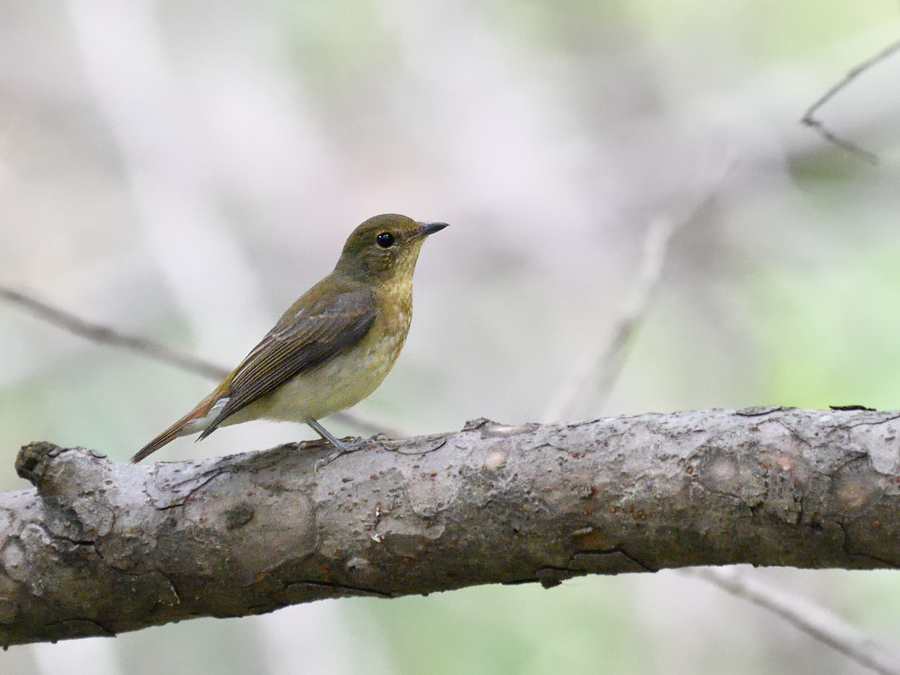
[313,436,374,473]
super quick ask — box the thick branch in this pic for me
[2,407,900,647]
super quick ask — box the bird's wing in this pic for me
[198,285,376,438]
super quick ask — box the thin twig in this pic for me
[542,216,681,422]
[543,187,717,424]
[801,37,900,164]
[0,284,229,380]
[685,567,900,675]
[0,283,408,438]
[545,160,733,423]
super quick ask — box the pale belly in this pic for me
[222,318,408,425]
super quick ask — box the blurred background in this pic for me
[2,0,900,673]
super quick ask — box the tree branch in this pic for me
[0,284,229,381]
[3,407,900,647]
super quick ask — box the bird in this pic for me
[131,214,448,463]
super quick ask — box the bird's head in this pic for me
[336,214,448,282]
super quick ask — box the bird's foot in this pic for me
[307,418,379,472]
[313,436,375,473]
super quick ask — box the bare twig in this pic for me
[685,567,900,675]
[0,284,228,380]
[801,38,900,164]
[543,216,682,422]
[543,177,724,425]
[0,283,407,438]
[545,161,733,424]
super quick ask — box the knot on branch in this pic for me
[16,442,112,497]
[15,441,66,487]
[15,443,118,544]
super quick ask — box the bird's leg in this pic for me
[307,418,371,471]
[306,417,352,451]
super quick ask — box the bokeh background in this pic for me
[2,0,900,673]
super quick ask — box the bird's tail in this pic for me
[131,390,221,463]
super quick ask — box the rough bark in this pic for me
[2,406,899,647]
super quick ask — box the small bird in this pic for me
[132,214,448,463]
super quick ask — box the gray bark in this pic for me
[2,406,899,647]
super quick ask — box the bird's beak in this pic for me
[416,221,449,238]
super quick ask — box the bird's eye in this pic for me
[376,232,396,248]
